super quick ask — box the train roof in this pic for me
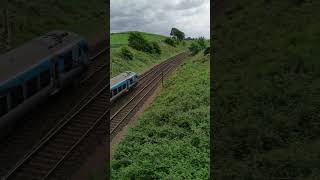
[110,71,137,88]
[0,30,85,83]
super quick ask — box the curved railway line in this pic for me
[1,50,188,179]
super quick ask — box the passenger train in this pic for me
[110,71,139,102]
[0,30,90,137]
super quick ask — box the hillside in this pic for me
[213,0,320,179]
[111,51,210,179]
[0,0,107,53]
[110,31,167,48]
[111,32,191,77]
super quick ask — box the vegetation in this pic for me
[213,0,320,179]
[0,0,107,53]
[111,31,191,77]
[170,27,185,41]
[120,47,133,60]
[164,37,176,47]
[111,31,166,48]
[151,41,161,55]
[112,51,209,179]
[189,37,208,55]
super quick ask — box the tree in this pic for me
[189,42,201,55]
[170,27,185,41]
[128,32,153,53]
[164,37,176,47]
[121,47,133,60]
[151,41,161,54]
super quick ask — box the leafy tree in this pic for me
[128,32,153,53]
[170,27,185,41]
[204,46,210,55]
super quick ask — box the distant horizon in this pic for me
[110,30,210,39]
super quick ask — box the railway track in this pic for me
[1,50,187,179]
[110,52,187,138]
[0,41,108,179]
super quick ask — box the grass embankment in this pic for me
[213,0,320,178]
[111,52,210,179]
[111,32,191,77]
[0,0,107,53]
[111,32,166,48]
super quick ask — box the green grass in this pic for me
[111,31,167,48]
[111,51,210,179]
[213,0,320,178]
[0,0,107,53]
[111,32,192,77]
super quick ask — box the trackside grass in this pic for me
[111,52,209,179]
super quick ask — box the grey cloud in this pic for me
[110,0,210,38]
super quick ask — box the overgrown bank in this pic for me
[111,52,210,179]
[0,0,107,53]
[111,32,191,77]
[213,0,320,178]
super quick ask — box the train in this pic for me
[110,71,139,102]
[0,30,90,137]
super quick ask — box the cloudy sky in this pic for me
[111,0,210,38]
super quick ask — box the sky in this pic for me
[110,0,210,39]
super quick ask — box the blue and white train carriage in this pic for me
[110,71,139,102]
[0,30,90,137]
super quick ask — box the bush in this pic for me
[164,37,176,47]
[197,37,207,50]
[189,42,201,55]
[151,41,161,54]
[204,47,210,55]
[128,32,153,53]
[121,47,133,60]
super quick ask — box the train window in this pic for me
[64,51,73,72]
[122,84,126,89]
[118,86,122,92]
[10,86,24,108]
[0,96,8,117]
[26,77,38,98]
[40,70,50,88]
[129,78,133,84]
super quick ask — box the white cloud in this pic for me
[110,0,210,38]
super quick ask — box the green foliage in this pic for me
[112,53,209,179]
[120,46,133,60]
[151,41,161,54]
[170,27,185,40]
[111,31,189,77]
[197,37,207,50]
[204,47,210,55]
[128,32,153,53]
[213,0,320,178]
[189,42,201,55]
[164,37,176,47]
[0,0,106,53]
[111,31,166,48]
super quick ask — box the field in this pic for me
[213,0,320,178]
[111,51,210,179]
[110,32,167,48]
[0,0,107,53]
[111,32,191,77]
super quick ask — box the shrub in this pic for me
[128,32,153,53]
[121,47,133,60]
[164,37,176,47]
[197,37,207,50]
[204,47,210,55]
[151,41,161,54]
[189,42,201,55]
